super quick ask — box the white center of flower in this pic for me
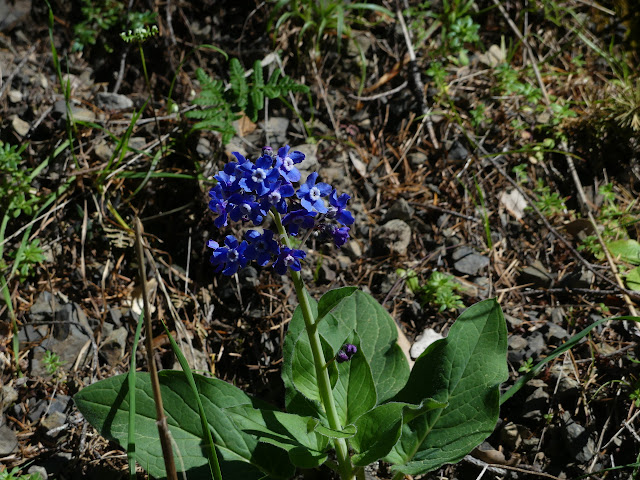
[309,187,321,201]
[240,204,251,215]
[283,158,294,171]
[284,254,295,266]
[228,250,239,261]
[269,191,281,203]
[252,168,266,183]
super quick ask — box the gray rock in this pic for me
[550,365,580,401]
[508,335,528,363]
[70,108,96,123]
[344,240,362,260]
[526,330,546,360]
[29,291,60,319]
[27,466,47,480]
[100,326,128,367]
[559,268,594,289]
[382,199,415,223]
[41,411,67,438]
[543,321,569,344]
[128,136,146,150]
[294,144,319,181]
[196,137,212,158]
[447,140,469,162]
[408,152,428,168]
[524,387,549,411]
[32,302,93,375]
[12,115,30,136]
[28,397,48,423]
[94,141,114,162]
[454,253,489,276]
[500,422,521,450]
[1,385,18,412]
[452,246,475,261]
[375,220,412,256]
[239,266,259,288]
[561,412,596,462]
[262,117,289,145]
[519,260,555,288]
[96,92,134,110]
[505,314,524,328]
[410,328,445,359]
[0,424,18,455]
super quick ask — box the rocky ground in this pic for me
[1,0,640,479]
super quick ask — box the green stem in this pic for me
[271,210,354,480]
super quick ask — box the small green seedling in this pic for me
[42,350,64,377]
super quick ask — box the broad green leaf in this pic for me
[320,291,410,402]
[386,299,508,475]
[351,399,446,467]
[311,421,357,439]
[317,286,358,322]
[75,371,294,479]
[282,293,324,419]
[607,239,640,265]
[225,405,328,469]
[283,289,409,411]
[626,267,640,291]
[332,332,376,426]
[292,332,338,402]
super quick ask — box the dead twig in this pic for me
[395,6,439,149]
[134,217,178,480]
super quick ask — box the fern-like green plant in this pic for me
[186,58,309,143]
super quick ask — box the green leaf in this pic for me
[627,267,640,291]
[229,58,248,110]
[320,291,410,402]
[282,292,324,419]
[225,405,329,469]
[607,239,640,265]
[292,331,338,403]
[283,289,409,416]
[386,299,508,475]
[351,399,446,467]
[75,371,294,479]
[332,332,376,426]
[310,420,356,439]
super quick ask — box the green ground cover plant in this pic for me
[76,146,509,479]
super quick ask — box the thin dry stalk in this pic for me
[134,217,178,480]
[395,7,439,149]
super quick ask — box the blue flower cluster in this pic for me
[207,145,354,276]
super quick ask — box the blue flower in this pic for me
[282,209,317,236]
[327,190,355,225]
[273,247,306,275]
[208,235,249,275]
[332,226,350,248]
[261,180,295,214]
[240,154,280,196]
[276,145,305,183]
[227,193,266,226]
[297,172,332,214]
[245,230,280,266]
[208,185,229,228]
